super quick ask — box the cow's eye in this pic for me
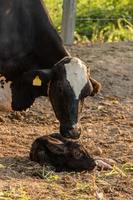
[73,149,83,159]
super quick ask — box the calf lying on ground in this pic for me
[30,133,96,172]
[30,133,112,172]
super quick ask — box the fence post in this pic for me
[61,0,76,45]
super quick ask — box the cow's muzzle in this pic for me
[60,124,81,139]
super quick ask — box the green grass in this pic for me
[43,0,133,42]
[0,188,31,200]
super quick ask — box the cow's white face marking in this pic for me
[0,76,12,111]
[64,57,88,99]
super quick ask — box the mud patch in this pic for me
[0,42,133,200]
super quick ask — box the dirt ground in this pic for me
[0,41,133,200]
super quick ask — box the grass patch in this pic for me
[32,165,60,181]
[122,162,133,173]
[0,164,5,169]
[0,188,30,200]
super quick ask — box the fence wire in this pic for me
[76,17,133,21]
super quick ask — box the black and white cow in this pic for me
[0,0,101,139]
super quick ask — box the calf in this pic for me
[30,133,113,172]
[30,133,96,172]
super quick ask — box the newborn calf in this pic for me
[30,133,96,172]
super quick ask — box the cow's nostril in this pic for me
[69,128,81,139]
[72,124,82,134]
[60,124,81,139]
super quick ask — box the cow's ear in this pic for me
[80,78,101,99]
[79,80,93,99]
[89,77,101,96]
[46,136,68,155]
[22,69,52,86]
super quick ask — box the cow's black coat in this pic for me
[0,0,68,80]
[0,0,69,110]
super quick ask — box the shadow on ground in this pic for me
[0,156,42,179]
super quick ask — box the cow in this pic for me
[0,0,101,139]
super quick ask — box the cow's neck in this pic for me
[49,50,70,67]
[35,39,70,68]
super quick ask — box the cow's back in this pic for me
[0,0,34,59]
[0,0,68,80]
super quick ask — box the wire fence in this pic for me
[76,17,133,21]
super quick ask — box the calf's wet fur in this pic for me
[30,133,96,172]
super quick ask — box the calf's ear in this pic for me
[46,136,68,155]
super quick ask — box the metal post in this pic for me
[61,0,76,45]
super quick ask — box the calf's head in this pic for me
[30,133,96,172]
[49,57,101,139]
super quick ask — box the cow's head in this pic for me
[48,57,101,139]
[0,57,101,139]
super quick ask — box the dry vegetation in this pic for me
[0,41,133,200]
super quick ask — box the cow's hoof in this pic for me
[61,130,81,140]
